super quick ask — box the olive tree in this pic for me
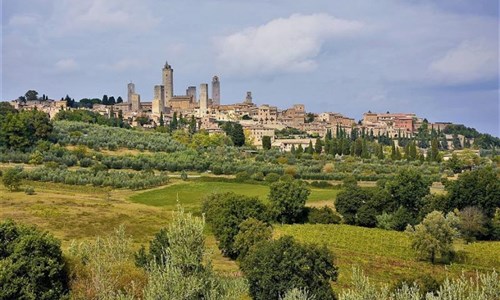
[405,211,458,264]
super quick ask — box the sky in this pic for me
[1,0,499,136]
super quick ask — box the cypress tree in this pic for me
[314,138,323,154]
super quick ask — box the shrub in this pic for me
[307,206,341,224]
[235,171,250,182]
[280,174,294,182]
[2,167,22,191]
[251,172,265,181]
[24,186,35,195]
[310,180,333,188]
[266,172,280,183]
[241,236,338,300]
[0,220,68,300]
[68,225,146,299]
[79,157,93,168]
[141,207,248,299]
[322,163,334,173]
[284,166,297,177]
[376,213,395,230]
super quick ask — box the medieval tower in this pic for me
[186,86,197,103]
[199,83,208,115]
[211,76,220,106]
[152,85,165,114]
[127,82,135,103]
[162,61,173,107]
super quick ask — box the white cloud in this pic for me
[429,39,498,84]
[55,58,79,72]
[216,14,363,75]
[48,0,160,36]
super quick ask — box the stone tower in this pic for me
[244,91,253,104]
[152,85,165,114]
[186,86,197,103]
[211,76,220,106]
[199,83,208,115]
[127,82,135,103]
[162,61,173,107]
[131,94,141,111]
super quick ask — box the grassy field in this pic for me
[0,180,240,275]
[276,224,500,290]
[129,179,340,212]
[2,177,499,294]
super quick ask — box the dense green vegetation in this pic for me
[0,105,52,151]
[0,220,68,300]
[54,109,129,128]
[1,106,499,299]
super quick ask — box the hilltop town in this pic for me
[9,60,476,151]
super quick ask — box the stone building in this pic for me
[280,104,306,126]
[254,104,278,125]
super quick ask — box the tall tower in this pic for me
[199,83,208,115]
[211,76,220,106]
[186,86,197,103]
[244,91,253,104]
[127,82,135,103]
[152,85,165,114]
[162,61,173,107]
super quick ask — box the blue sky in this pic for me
[1,0,499,135]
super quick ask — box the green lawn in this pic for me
[276,224,500,290]
[129,180,340,212]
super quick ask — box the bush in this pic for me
[241,236,338,300]
[376,213,396,230]
[235,171,250,182]
[24,186,35,195]
[2,167,22,191]
[307,206,341,224]
[266,172,280,183]
[310,180,333,188]
[79,157,93,168]
[0,220,68,299]
[280,174,294,182]
[251,172,264,181]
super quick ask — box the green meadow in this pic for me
[129,179,340,212]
